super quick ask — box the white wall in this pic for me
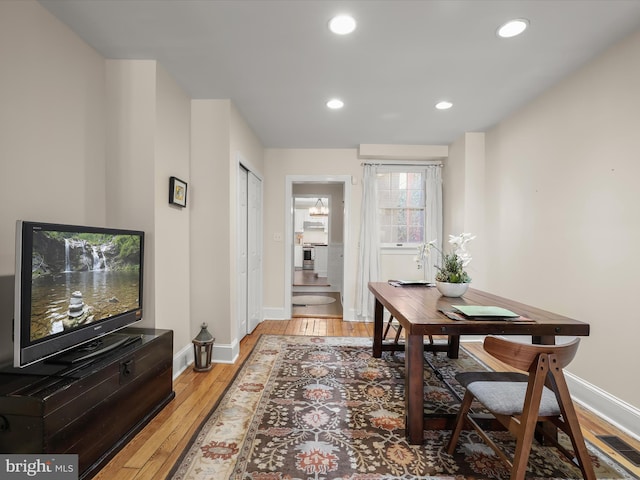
[479,30,640,410]
[443,133,487,286]
[105,60,157,328]
[230,103,264,176]
[105,59,192,356]
[154,64,192,352]
[0,0,107,263]
[0,0,107,362]
[379,249,423,283]
[263,149,454,317]
[263,149,361,317]
[190,100,233,355]
[0,2,195,362]
[190,100,264,362]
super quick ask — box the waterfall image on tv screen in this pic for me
[30,230,142,342]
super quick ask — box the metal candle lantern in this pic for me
[192,323,215,372]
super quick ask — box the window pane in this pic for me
[393,225,407,243]
[407,188,424,207]
[408,226,423,242]
[407,209,424,226]
[379,208,393,227]
[376,172,390,190]
[379,225,393,244]
[407,172,423,189]
[391,189,407,207]
[377,170,426,244]
[390,172,406,190]
[393,208,406,225]
[378,189,392,207]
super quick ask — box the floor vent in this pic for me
[597,435,640,467]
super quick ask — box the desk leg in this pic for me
[373,299,384,358]
[532,334,557,444]
[533,335,555,345]
[447,335,460,359]
[405,333,424,445]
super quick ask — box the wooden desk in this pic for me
[368,282,590,445]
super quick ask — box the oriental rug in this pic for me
[167,335,634,480]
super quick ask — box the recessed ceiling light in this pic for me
[327,98,344,109]
[435,101,453,110]
[497,18,529,38]
[329,14,357,35]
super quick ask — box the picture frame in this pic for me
[169,176,188,207]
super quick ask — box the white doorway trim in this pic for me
[285,175,353,320]
[237,165,249,339]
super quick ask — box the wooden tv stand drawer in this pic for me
[0,328,175,479]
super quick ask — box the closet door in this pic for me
[247,172,262,333]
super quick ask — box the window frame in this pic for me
[376,165,429,249]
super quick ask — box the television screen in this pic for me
[14,221,144,367]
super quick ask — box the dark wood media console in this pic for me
[0,328,174,479]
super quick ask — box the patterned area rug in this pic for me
[167,335,633,479]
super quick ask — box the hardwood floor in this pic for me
[94,319,640,479]
[293,268,330,286]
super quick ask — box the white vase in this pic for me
[436,281,469,297]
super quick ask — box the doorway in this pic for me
[293,196,329,284]
[284,176,353,320]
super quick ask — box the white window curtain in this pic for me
[355,164,380,319]
[424,166,443,283]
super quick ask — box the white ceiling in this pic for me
[40,0,640,149]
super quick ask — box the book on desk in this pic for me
[440,305,536,322]
[388,279,435,287]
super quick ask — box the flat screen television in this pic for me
[14,220,144,367]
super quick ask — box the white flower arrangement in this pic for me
[416,233,476,283]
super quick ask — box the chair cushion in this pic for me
[456,371,528,388]
[464,379,561,417]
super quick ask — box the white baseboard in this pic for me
[566,371,640,441]
[212,338,240,364]
[172,338,240,379]
[172,342,193,380]
[342,307,357,322]
[263,307,288,320]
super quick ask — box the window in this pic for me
[377,168,425,246]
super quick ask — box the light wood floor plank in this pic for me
[94,319,639,479]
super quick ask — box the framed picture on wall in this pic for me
[169,176,188,207]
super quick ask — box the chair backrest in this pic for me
[483,336,580,372]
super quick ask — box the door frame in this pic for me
[284,175,352,320]
[247,170,263,333]
[237,165,249,339]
